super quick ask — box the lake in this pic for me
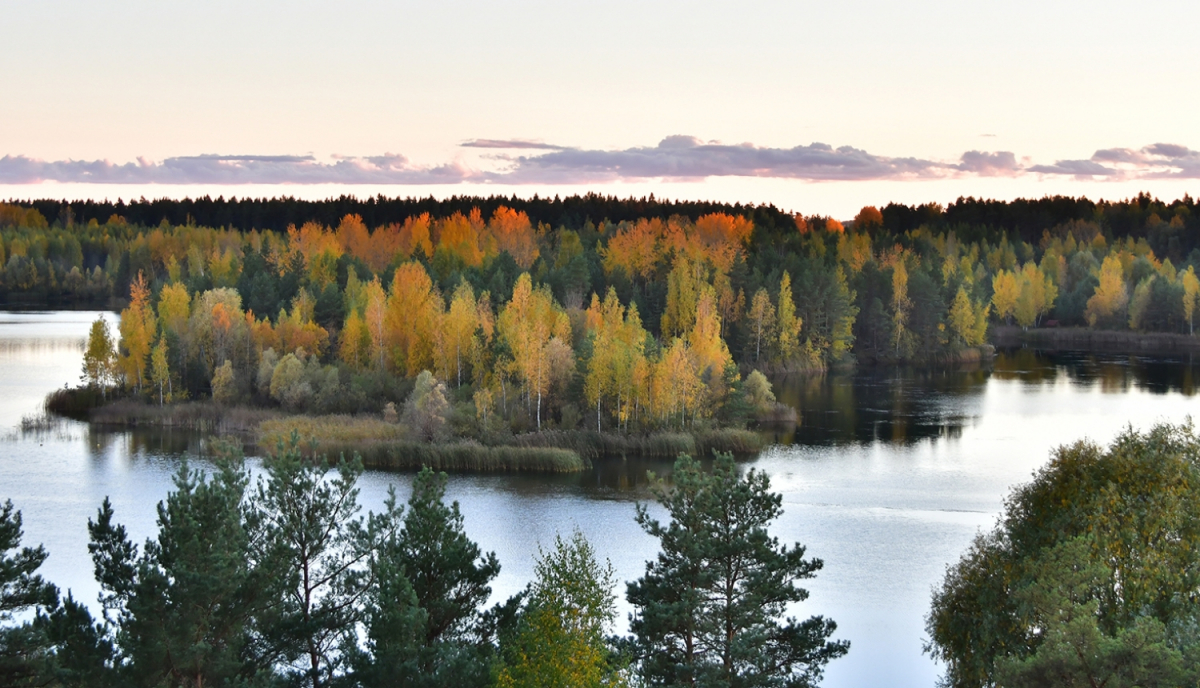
[2,310,1198,687]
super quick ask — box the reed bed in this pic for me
[508,428,764,461]
[259,415,588,473]
[347,441,586,474]
[88,400,279,435]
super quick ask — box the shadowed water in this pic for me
[2,311,1198,687]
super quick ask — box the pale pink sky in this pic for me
[3,0,1198,218]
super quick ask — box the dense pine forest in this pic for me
[3,193,1199,434]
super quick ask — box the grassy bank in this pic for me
[56,397,765,474]
[259,415,763,471]
[991,326,1200,355]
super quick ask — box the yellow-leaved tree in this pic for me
[991,270,1020,324]
[384,262,439,376]
[498,273,571,430]
[118,272,155,393]
[775,271,803,364]
[439,281,481,387]
[1085,254,1129,327]
[948,287,990,347]
[1181,266,1199,335]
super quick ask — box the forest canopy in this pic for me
[4,192,1200,434]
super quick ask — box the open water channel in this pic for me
[2,310,1199,687]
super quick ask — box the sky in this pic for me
[3,0,1199,218]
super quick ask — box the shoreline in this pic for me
[990,325,1200,357]
[64,397,768,474]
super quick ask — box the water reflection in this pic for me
[992,348,1200,396]
[768,349,1200,448]
[769,364,989,446]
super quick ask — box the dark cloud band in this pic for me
[1,139,1195,185]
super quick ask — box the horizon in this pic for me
[4,1,1198,218]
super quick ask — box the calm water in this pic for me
[2,311,1199,687]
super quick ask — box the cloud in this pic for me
[1027,159,1119,177]
[460,139,567,150]
[0,154,479,185]
[956,151,1022,177]
[1029,143,1200,179]
[493,136,952,183]
[3,140,1199,185]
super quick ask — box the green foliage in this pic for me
[627,453,848,688]
[0,501,58,687]
[348,467,504,688]
[84,453,271,688]
[252,437,376,688]
[926,422,1200,688]
[496,531,623,688]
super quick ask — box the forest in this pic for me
[3,192,1200,439]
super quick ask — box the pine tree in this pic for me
[253,439,376,688]
[85,453,270,688]
[352,468,503,688]
[628,454,848,688]
[0,501,59,687]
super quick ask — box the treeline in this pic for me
[9,193,799,237]
[0,449,847,688]
[5,193,1200,430]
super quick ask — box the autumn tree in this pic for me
[991,270,1019,324]
[891,261,912,356]
[335,214,372,266]
[775,271,803,363]
[117,272,155,393]
[487,206,540,269]
[384,262,440,377]
[82,317,116,396]
[853,206,883,230]
[434,212,483,268]
[363,277,388,370]
[661,257,706,339]
[689,286,733,407]
[747,288,775,363]
[1085,254,1129,328]
[338,310,369,370]
[651,339,702,428]
[497,274,571,430]
[439,281,480,387]
[602,218,663,283]
[584,289,648,431]
[948,287,989,347]
[150,336,171,405]
[1182,266,1199,335]
[1013,262,1057,329]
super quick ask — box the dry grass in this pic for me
[258,415,407,448]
